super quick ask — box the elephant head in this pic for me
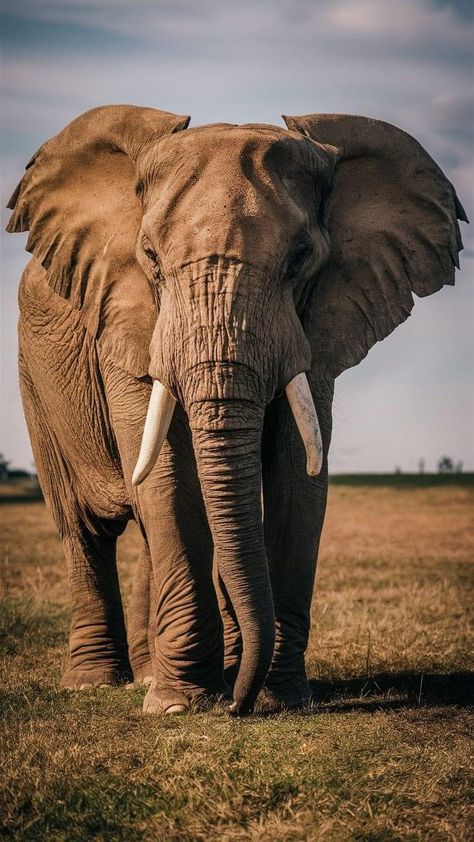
[7,106,466,714]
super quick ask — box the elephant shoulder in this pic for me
[19,257,155,380]
[19,257,74,321]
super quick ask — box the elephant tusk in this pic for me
[285,372,323,477]
[132,380,177,486]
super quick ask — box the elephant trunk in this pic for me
[190,409,274,715]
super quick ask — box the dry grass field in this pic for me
[1,482,473,840]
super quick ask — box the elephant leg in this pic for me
[140,457,227,713]
[100,358,227,713]
[18,351,132,689]
[126,541,154,685]
[60,515,132,688]
[261,381,333,709]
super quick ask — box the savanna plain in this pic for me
[1,479,473,841]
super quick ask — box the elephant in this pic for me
[7,105,466,716]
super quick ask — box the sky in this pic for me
[1,0,473,473]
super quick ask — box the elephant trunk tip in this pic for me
[228,701,249,717]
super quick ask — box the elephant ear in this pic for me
[7,105,190,376]
[283,113,468,378]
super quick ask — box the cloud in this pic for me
[3,0,473,61]
[2,2,472,153]
[327,0,472,46]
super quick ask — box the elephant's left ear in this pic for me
[283,113,468,378]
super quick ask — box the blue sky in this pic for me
[1,0,473,472]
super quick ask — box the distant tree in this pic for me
[438,456,455,474]
[0,454,10,481]
[395,465,402,474]
[418,458,425,475]
[8,469,31,479]
[455,461,463,474]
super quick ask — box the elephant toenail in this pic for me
[165,704,187,714]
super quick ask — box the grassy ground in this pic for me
[0,479,43,504]
[1,484,473,840]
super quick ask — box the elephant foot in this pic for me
[130,660,154,687]
[225,660,313,713]
[60,663,133,690]
[142,679,228,715]
[256,682,313,714]
[125,674,154,690]
[142,680,190,715]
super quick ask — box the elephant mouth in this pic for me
[132,370,322,485]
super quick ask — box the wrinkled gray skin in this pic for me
[8,106,466,715]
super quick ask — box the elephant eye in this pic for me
[286,242,312,280]
[143,245,158,264]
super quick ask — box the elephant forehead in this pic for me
[138,125,311,198]
[138,126,322,270]
[140,132,317,251]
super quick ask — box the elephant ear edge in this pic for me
[7,105,190,377]
[283,113,468,379]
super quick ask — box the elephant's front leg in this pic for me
[101,359,226,713]
[126,541,154,685]
[139,417,228,713]
[260,379,333,709]
[60,520,133,689]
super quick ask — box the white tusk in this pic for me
[132,380,177,486]
[285,372,323,476]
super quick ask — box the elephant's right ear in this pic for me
[7,105,190,375]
